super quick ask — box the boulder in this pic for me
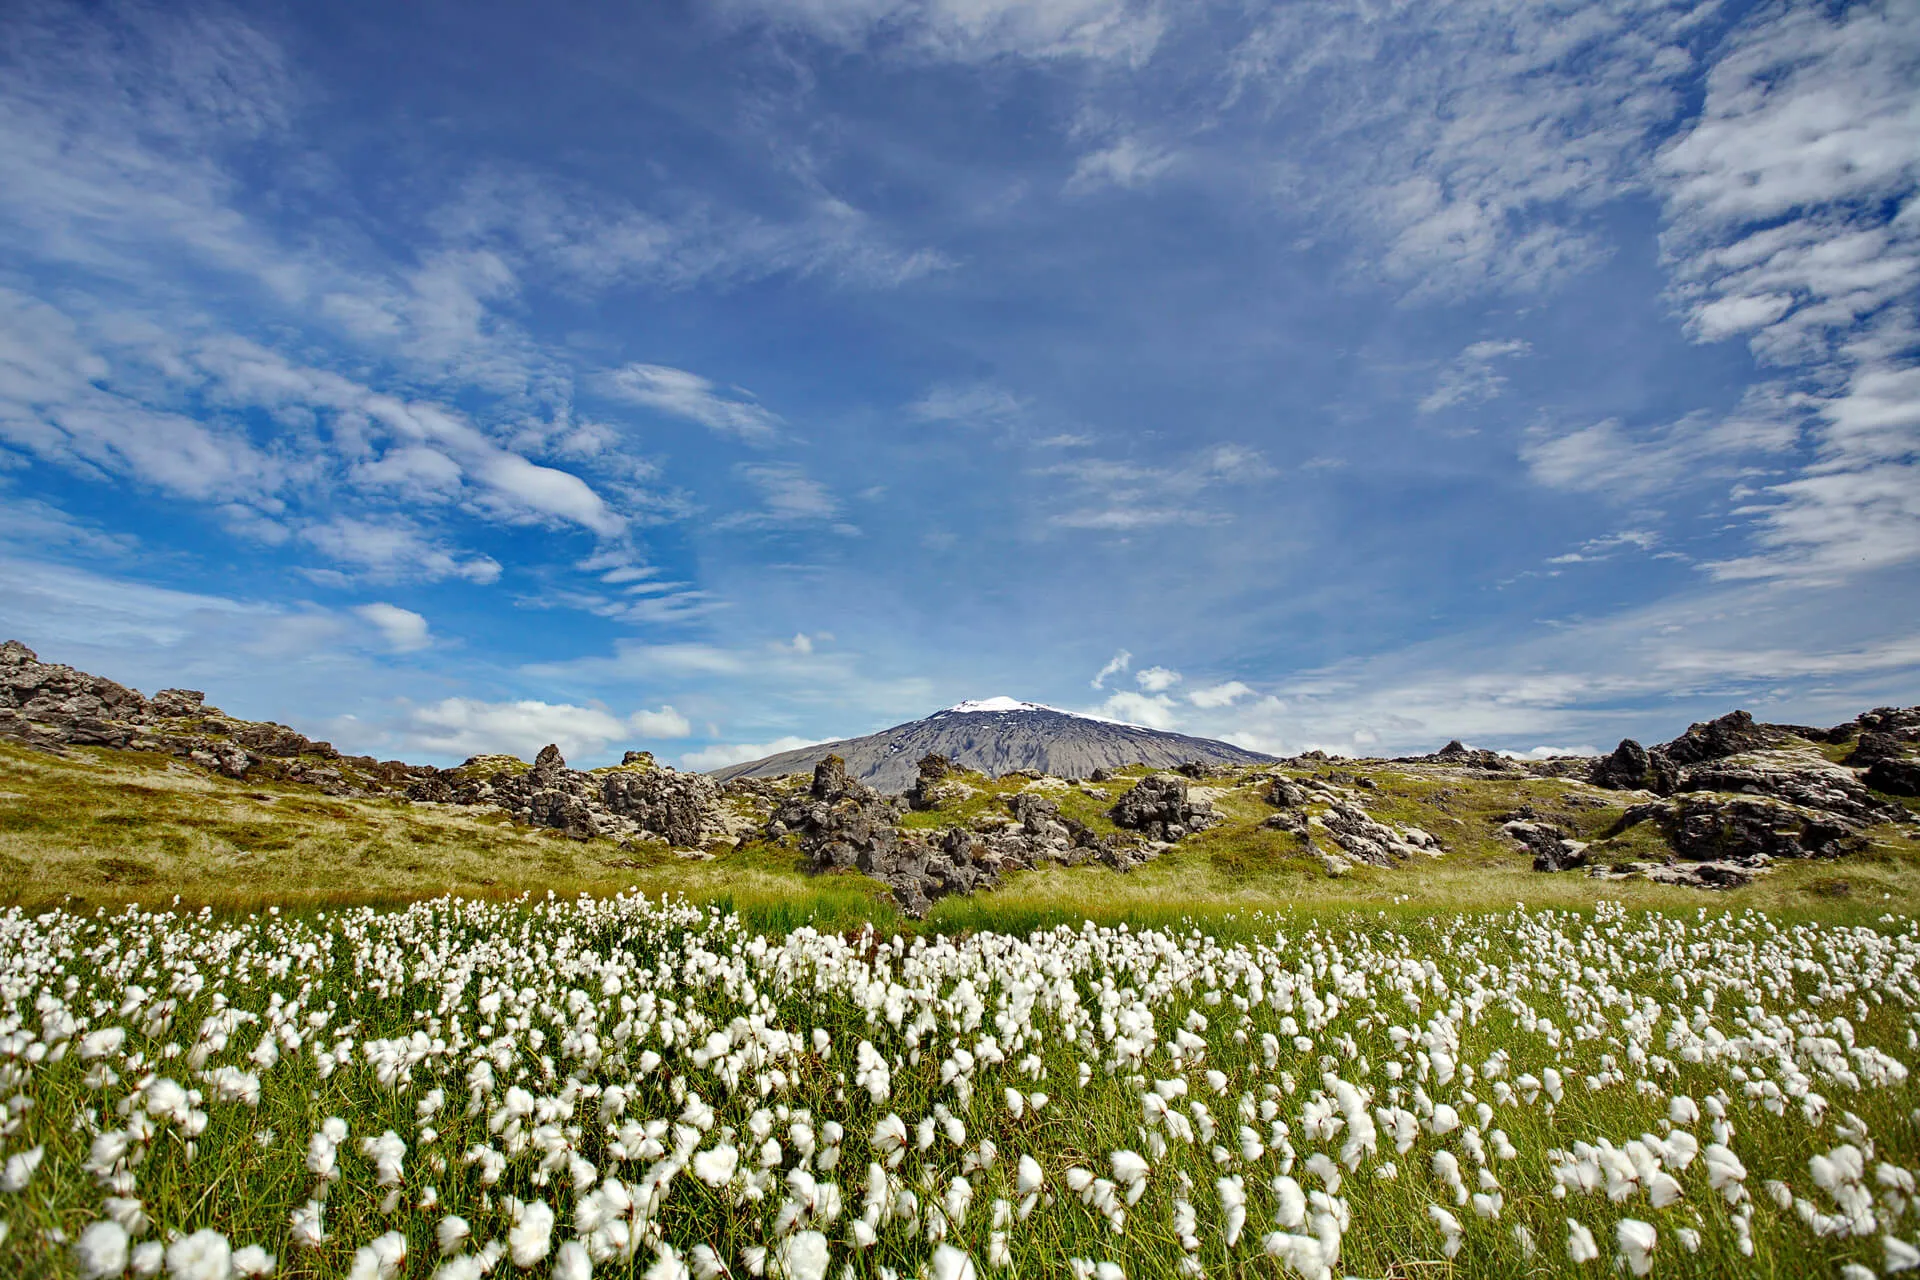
[1865,758,1920,798]
[1265,776,1310,809]
[149,689,207,718]
[1589,860,1758,890]
[599,766,722,847]
[1504,820,1588,872]
[1109,774,1220,842]
[907,753,959,811]
[1590,739,1677,794]
[1317,801,1440,867]
[1847,732,1906,765]
[811,754,857,802]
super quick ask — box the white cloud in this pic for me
[1090,648,1132,689]
[630,705,693,739]
[400,697,639,762]
[1226,0,1703,297]
[353,602,433,652]
[604,364,782,441]
[1418,338,1530,414]
[1043,443,1275,530]
[677,736,819,771]
[0,491,139,557]
[1094,690,1179,729]
[1544,531,1665,566]
[908,383,1027,428]
[717,463,855,532]
[523,636,939,747]
[1501,744,1601,760]
[302,517,502,585]
[1187,680,1251,708]
[0,289,283,502]
[1186,575,1920,757]
[717,0,1166,66]
[0,289,629,554]
[439,165,951,295]
[1521,397,1801,501]
[1134,665,1180,692]
[1649,3,1920,583]
[1066,137,1175,194]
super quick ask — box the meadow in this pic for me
[4,739,1920,1276]
[0,891,1916,1279]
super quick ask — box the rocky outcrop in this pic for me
[1656,710,1782,768]
[1501,819,1588,872]
[1588,859,1762,890]
[907,753,973,811]
[1674,750,1896,826]
[1109,775,1220,842]
[1316,801,1443,868]
[1588,739,1677,794]
[1256,772,1444,873]
[407,746,726,848]
[1866,758,1920,798]
[1847,731,1906,765]
[0,641,721,850]
[1264,775,1310,809]
[0,640,355,781]
[1613,795,1863,862]
[1591,710,1809,795]
[776,756,1144,916]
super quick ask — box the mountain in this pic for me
[707,697,1275,791]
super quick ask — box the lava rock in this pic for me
[1848,731,1906,765]
[1676,751,1895,825]
[1614,794,1862,861]
[1503,819,1589,872]
[1590,739,1678,794]
[1109,774,1220,842]
[1265,776,1310,809]
[1317,801,1439,867]
[1655,710,1778,768]
[1865,757,1920,798]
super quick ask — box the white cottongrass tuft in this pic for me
[74,1220,130,1280]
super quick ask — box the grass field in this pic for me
[2,740,1918,1278]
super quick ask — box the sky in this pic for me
[1,0,1916,769]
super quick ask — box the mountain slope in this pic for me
[708,698,1274,791]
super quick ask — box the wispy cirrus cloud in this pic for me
[1652,3,1920,585]
[715,0,1167,66]
[1419,339,1530,414]
[1043,443,1275,531]
[717,462,858,533]
[605,365,783,442]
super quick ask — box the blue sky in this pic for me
[1,0,1916,768]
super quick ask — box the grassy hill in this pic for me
[5,737,1916,930]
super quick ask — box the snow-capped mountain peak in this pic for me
[941,697,1072,715]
